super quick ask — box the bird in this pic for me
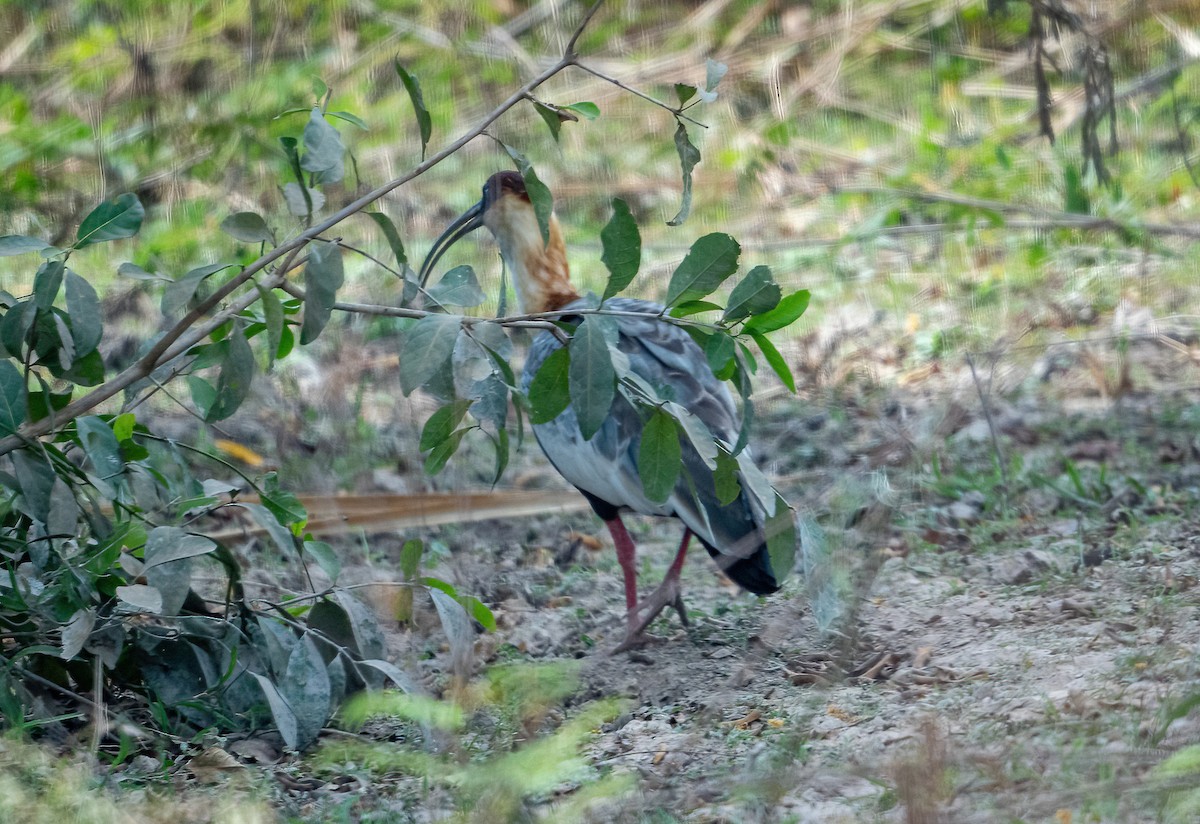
[419,170,788,650]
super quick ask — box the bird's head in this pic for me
[419,171,577,314]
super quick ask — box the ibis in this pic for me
[419,171,787,650]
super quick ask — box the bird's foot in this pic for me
[611,577,689,654]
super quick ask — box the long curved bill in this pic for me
[418,200,484,287]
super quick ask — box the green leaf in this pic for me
[189,376,214,421]
[365,211,407,267]
[665,232,740,308]
[281,634,332,751]
[427,265,484,308]
[76,193,144,247]
[568,316,616,441]
[749,331,795,393]
[0,361,26,436]
[283,182,324,217]
[713,449,741,506]
[489,426,509,485]
[0,300,34,356]
[300,107,344,184]
[704,331,735,374]
[528,345,571,424]
[117,261,169,282]
[724,265,781,322]
[600,198,641,301]
[564,101,600,119]
[300,241,344,344]
[65,272,102,356]
[327,110,367,129]
[252,673,299,750]
[394,61,432,160]
[399,538,424,580]
[764,494,796,583]
[675,84,697,106]
[258,284,284,368]
[638,408,682,504]
[424,428,467,474]
[743,289,810,335]
[56,348,104,386]
[77,416,124,480]
[0,236,50,257]
[12,449,54,523]
[503,145,554,247]
[667,122,701,227]
[206,321,255,422]
[143,527,217,569]
[705,59,729,92]
[27,387,71,424]
[669,299,723,317]
[161,262,236,317]
[32,260,64,310]
[460,595,496,631]
[111,412,135,442]
[399,314,461,395]
[303,540,340,583]
[220,212,273,243]
[533,101,562,142]
[420,400,472,451]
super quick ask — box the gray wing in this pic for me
[522,298,769,563]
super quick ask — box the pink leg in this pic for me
[602,516,640,614]
[612,529,695,653]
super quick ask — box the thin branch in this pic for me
[574,62,709,128]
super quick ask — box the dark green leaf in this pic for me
[56,348,104,386]
[667,122,701,227]
[32,260,64,310]
[12,449,54,522]
[27,387,71,424]
[206,321,255,421]
[394,61,432,160]
[260,472,308,527]
[490,426,509,485]
[420,400,472,451]
[528,345,571,424]
[77,416,124,480]
[76,193,144,247]
[300,107,344,184]
[638,408,682,504]
[568,316,616,441]
[0,236,49,257]
[0,361,26,436]
[665,232,740,308]
[533,101,562,142]
[600,198,641,301]
[220,212,273,243]
[300,241,344,344]
[0,300,34,356]
[742,289,810,334]
[704,331,735,375]
[162,262,236,317]
[143,527,217,568]
[252,673,299,749]
[749,331,795,392]
[705,59,729,92]
[669,299,723,317]
[424,428,467,474]
[65,272,102,356]
[399,314,461,395]
[724,265,781,322]
[713,449,741,506]
[365,211,407,267]
[427,265,484,307]
[503,145,554,247]
[283,634,332,751]
[675,84,697,106]
[564,101,600,119]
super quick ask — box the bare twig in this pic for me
[574,63,708,128]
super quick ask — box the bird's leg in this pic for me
[602,515,641,619]
[610,529,695,653]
